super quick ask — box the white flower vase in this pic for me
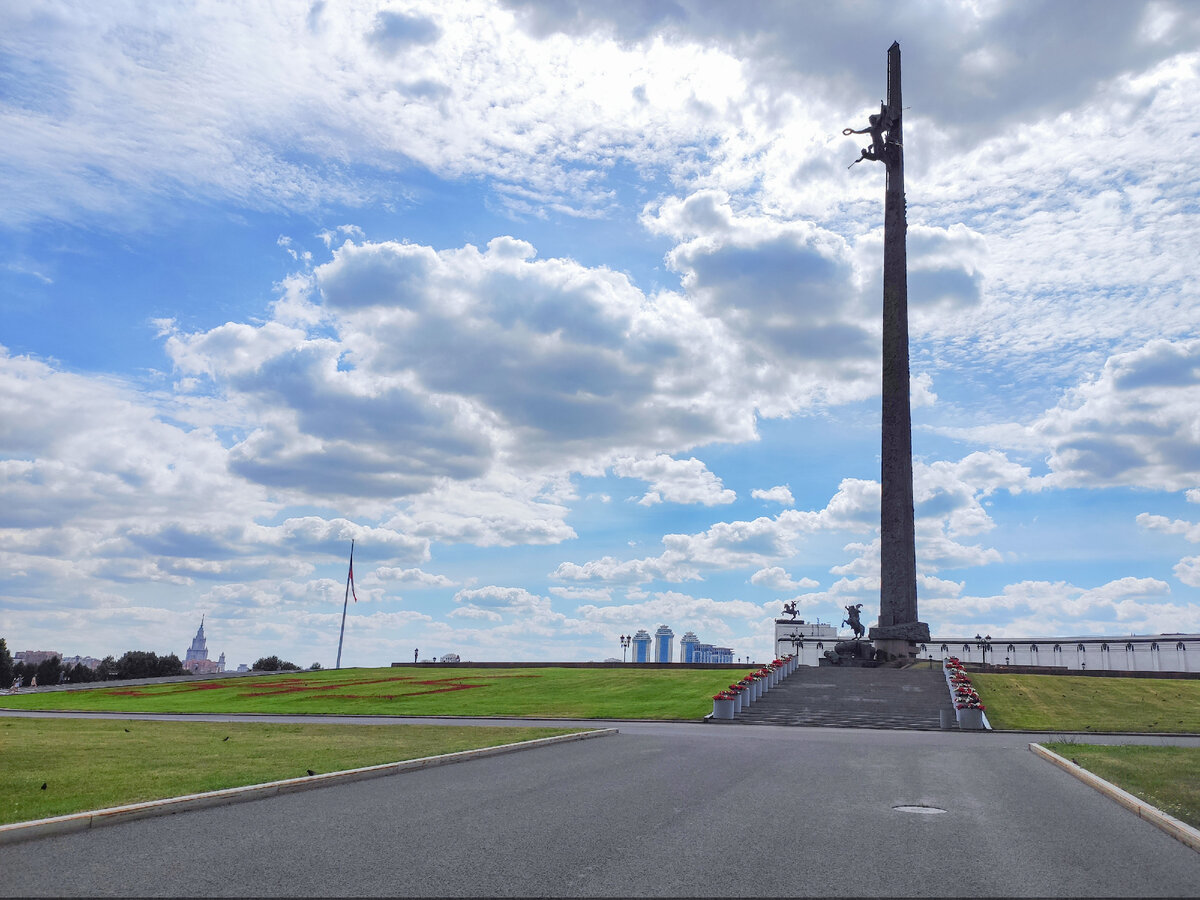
[712,697,735,719]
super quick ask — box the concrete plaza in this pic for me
[2,714,1199,896]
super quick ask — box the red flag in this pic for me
[348,543,359,603]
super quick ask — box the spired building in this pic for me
[183,617,226,675]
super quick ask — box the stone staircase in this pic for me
[732,663,956,730]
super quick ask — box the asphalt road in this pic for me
[2,718,1199,896]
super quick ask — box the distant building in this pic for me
[774,619,838,666]
[692,643,732,664]
[60,655,102,670]
[15,650,61,667]
[653,625,674,663]
[183,618,225,675]
[927,634,1199,673]
[631,629,652,663]
[439,653,461,663]
[680,632,699,663]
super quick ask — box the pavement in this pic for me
[2,712,1199,896]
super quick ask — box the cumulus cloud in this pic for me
[612,454,735,506]
[922,576,1175,635]
[505,0,1200,142]
[556,449,1042,590]
[752,485,794,506]
[1137,492,1200,587]
[1031,339,1200,490]
[312,236,755,469]
[373,567,457,587]
[574,591,764,632]
[648,191,878,413]
[749,567,817,592]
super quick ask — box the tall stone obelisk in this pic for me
[846,42,930,660]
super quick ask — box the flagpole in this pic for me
[335,539,354,670]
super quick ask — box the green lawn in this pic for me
[1042,742,1200,829]
[972,673,1200,733]
[0,666,741,719]
[0,718,582,826]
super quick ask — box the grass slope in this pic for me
[0,666,741,719]
[972,673,1200,733]
[1042,742,1200,829]
[0,718,580,826]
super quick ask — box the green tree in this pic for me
[35,655,63,686]
[0,638,13,688]
[113,650,185,679]
[67,662,98,683]
[252,655,300,671]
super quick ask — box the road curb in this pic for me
[0,727,617,846]
[1029,742,1200,853]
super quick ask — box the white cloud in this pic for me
[612,454,735,506]
[554,451,1040,588]
[2,2,760,227]
[911,373,937,409]
[749,567,817,592]
[1032,338,1200,490]
[1173,556,1200,587]
[648,191,879,414]
[574,591,764,632]
[752,485,794,506]
[372,567,457,587]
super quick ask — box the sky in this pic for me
[3,0,1200,669]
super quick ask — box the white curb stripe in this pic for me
[0,728,617,845]
[1029,742,1200,853]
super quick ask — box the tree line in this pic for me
[1,638,186,686]
[2,639,319,688]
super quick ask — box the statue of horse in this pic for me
[842,603,865,639]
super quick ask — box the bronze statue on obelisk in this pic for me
[845,42,930,659]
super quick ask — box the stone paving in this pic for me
[732,663,957,730]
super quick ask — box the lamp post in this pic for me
[619,634,631,662]
[780,632,804,661]
[975,634,993,667]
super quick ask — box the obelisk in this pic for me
[845,42,930,659]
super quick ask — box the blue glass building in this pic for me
[631,629,652,663]
[680,631,699,663]
[654,625,674,663]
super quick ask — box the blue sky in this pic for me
[3,1,1200,668]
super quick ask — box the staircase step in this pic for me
[732,664,955,730]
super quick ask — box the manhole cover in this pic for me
[893,805,946,815]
